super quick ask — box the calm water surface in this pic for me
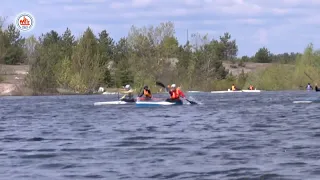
[0,91,320,180]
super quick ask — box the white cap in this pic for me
[125,84,130,89]
[171,84,176,88]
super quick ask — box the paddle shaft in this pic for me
[304,71,313,81]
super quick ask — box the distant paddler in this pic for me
[231,84,240,91]
[315,83,319,91]
[119,84,135,102]
[248,85,255,90]
[306,83,313,91]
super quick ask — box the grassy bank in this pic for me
[243,44,320,90]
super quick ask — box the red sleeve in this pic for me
[179,89,185,97]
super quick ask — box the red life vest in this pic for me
[170,88,183,99]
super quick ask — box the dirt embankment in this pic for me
[0,65,32,96]
[222,62,275,76]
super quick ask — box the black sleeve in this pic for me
[138,90,143,97]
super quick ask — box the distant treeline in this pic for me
[0,16,317,92]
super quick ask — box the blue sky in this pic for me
[1,0,320,57]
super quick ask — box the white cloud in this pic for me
[37,0,73,5]
[82,0,107,3]
[236,18,264,25]
[132,0,152,7]
[63,5,97,11]
[271,8,290,15]
[253,28,268,44]
[110,2,127,9]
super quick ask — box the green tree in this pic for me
[69,27,104,93]
[26,31,63,94]
[97,30,115,86]
[3,24,25,64]
[255,47,271,63]
[215,32,238,61]
[114,37,132,87]
[61,28,75,58]
[24,35,38,64]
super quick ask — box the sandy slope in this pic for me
[0,65,30,96]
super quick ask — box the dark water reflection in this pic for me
[0,91,320,179]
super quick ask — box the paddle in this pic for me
[156,81,169,92]
[304,71,316,90]
[304,71,313,81]
[155,81,197,104]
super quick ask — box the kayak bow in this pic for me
[94,101,130,105]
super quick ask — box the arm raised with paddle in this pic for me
[156,81,197,104]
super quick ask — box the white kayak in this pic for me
[187,91,202,93]
[242,90,261,92]
[211,89,261,93]
[93,101,129,106]
[293,101,313,104]
[293,99,320,104]
[102,92,118,95]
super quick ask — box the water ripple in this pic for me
[0,92,319,179]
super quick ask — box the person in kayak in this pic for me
[248,85,255,90]
[166,84,186,103]
[120,84,135,102]
[138,85,152,100]
[306,83,313,90]
[315,83,319,91]
[231,84,238,91]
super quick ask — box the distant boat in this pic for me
[211,89,262,93]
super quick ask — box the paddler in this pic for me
[120,84,135,102]
[306,83,313,90]
[166,84,186,103]
[231,84,237,91]
[315,83,319,91]
[138,85,152,100]
[248,85,254,90]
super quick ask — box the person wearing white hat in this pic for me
[166,83,186,104]
[120,84,135,102]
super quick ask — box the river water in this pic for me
[0,91,319,180]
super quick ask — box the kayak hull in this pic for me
[94,98,164,106]
[135,100,183,107]
[293,100,320,104]
[242,90,261,92]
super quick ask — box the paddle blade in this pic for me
[156,81,169,92]
[186,99,197,105]
[156,81,165,88]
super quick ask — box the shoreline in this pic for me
[0,63,307,97]
[0,88,315,97]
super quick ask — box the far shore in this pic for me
[0,62,297,96]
